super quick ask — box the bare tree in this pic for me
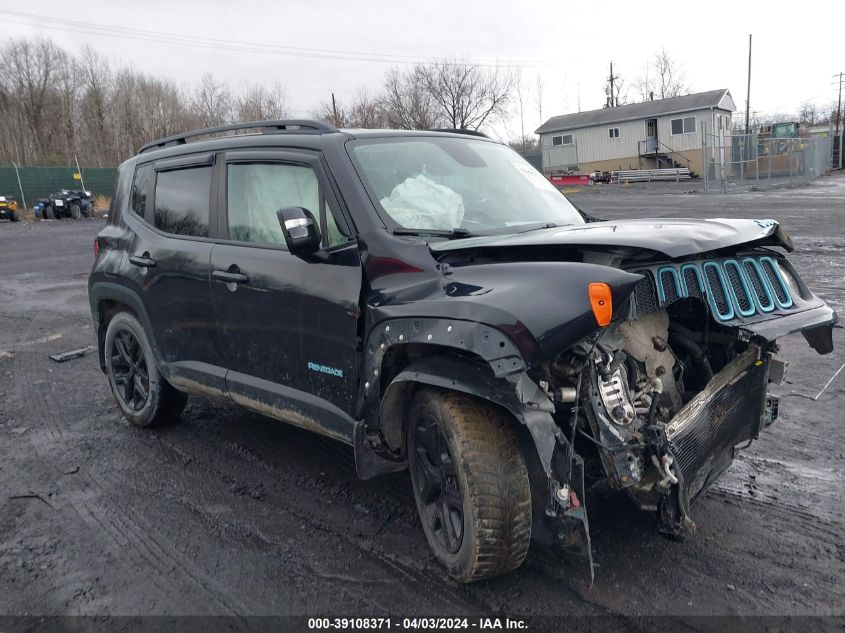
[313,97,348,127]
[381,66,442,129]
[192,73,232,128]
[314,90,388,129]
[348,89,387,128]
[76,46,114,166]
[533,74,544,123]
[416,60,513,130]
[635,49,688,101]
[633,61,652,102]
[235,83,288,122]
[0,38,68,162]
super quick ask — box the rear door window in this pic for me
[153,166,212,237]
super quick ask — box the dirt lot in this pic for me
[1,175,843,624]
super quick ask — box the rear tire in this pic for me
[45,206,55,220]
[407,388,532,583]
[70,204,81,219]
[104,311,187,427]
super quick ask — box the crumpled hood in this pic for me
[430,218,794,259]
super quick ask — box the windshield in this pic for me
[349,137,584,234]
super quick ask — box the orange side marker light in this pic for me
[589,283,612,326]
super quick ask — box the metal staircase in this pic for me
[638,139,695,176]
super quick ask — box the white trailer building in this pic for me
[536,89,736,177]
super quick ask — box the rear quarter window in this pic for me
[109,162,134,225]
[131,163,154,220]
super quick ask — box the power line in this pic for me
[0,9,557,68]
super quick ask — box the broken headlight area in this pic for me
[534,297,785,542]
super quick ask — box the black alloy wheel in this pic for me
[109,330,150,412]
[412,414,464,554]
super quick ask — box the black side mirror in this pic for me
[277,206,322,256]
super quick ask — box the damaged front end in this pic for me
[531,246,837,561]
[361,219,836,577]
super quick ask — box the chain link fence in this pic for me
[701,124,833,192]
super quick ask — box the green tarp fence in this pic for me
[0,165,117,209]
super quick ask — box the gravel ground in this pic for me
[0,174,843,624]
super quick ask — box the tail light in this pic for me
[93,238,100,258]
[589,282,613,326]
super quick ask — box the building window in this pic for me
[552,134,573,146]
[608,127,620,139]
[671,116,697,135]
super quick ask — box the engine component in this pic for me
[597,361,636,425]
[618,311,682,411]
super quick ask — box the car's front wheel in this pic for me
[407,388,532,583]
[104,311,187,427]
[70,204,81,219]
[44,205,54,220]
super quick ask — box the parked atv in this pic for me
[0,195,22,222]
[37,189,93,220]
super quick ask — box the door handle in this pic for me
[213,269,250,285]
[129,253,156,268]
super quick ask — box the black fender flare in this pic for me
[356,353,560,480]
[88,281,165,375]
[358,317,527,418]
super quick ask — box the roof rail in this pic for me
[138,119,339,154]
[428,128,489,138]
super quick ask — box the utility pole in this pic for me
[834,72,843,137]
[331,92,339,127]
[606,62,619,108]
[745,34,752,134]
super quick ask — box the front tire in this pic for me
[45,205,54,220]
[70,204,81,219]
[104,311,187,427]
[407,388,532,583]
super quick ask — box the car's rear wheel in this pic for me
[407,388,531,583]
[11,209,22,222]
[104,311,187,427]
[44,205,54,220]
[70,204,81,219]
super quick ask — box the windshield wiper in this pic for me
[391,227,475,239]
[515,222,562,234]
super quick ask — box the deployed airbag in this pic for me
[380,174,464,230]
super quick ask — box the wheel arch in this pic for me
[89,282,163,375]
[354,347,557,483]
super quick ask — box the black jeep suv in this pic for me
[89,120,837,582]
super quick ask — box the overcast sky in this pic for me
[2,0,842,139]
